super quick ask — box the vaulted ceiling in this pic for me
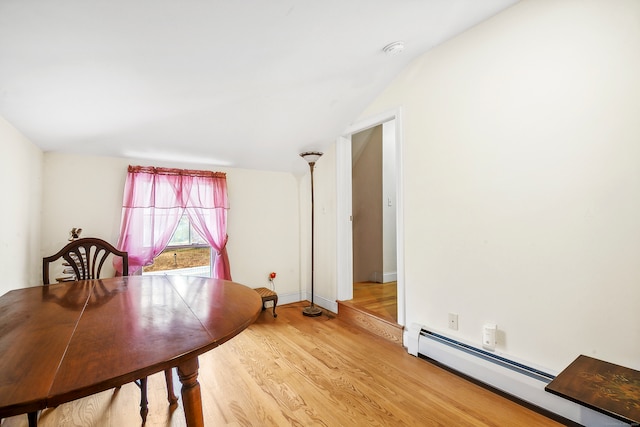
[0,0,518,174]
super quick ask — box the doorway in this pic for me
[336,109,404,327]
[351,123,397,322]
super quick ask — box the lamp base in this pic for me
[302,305,322,317]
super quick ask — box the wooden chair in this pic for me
[37,237,178,426]
[42,237,129,284]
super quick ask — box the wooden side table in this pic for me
[545,354,640,425]
[254,287,278,318]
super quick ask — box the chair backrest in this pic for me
[42,237,128,284]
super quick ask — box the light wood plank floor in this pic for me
[352,281,397,322]
[2,302,564,427]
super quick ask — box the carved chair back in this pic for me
[42,237,128,284]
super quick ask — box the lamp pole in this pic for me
[300,151,323,317]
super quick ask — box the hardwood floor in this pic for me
[352,281,397,322]
[2,302,564,426]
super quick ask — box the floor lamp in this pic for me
[300,151,323,317]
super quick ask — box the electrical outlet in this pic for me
[448,313,458,330]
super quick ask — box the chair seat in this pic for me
[254,287,278,318]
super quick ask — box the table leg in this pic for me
[177,357,204,427]
[28,411,37,427]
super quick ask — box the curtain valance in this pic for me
[128,165,227,179]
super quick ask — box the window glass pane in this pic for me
[190,224,208,245]
[142,214,212,277]
[169,215,190,246]
[143,247,211,274]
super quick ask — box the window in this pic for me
[114,166,231,279]
[142,215,212,277]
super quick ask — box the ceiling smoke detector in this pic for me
[382,41,405,55]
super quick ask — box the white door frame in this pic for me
[336,107,405,327]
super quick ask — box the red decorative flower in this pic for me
[269,272,276,280]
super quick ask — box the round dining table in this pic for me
[0,275,263,426]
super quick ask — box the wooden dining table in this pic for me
[0,275,263,426]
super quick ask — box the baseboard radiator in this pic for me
[406,324,627,427]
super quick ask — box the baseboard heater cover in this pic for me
[406,323,627,427]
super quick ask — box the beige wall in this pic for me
[352,125,383,282]
[0,117,43,296]
[350,0,640,372]
[39,153,302,301]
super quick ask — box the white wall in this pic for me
[0,116,43,296]
[41,154,127,254]
[343,0,640,373]
[224,166,301,298]
[41,153,301,301]
[382,120,397,281]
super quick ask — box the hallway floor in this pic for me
[351,281,397,322]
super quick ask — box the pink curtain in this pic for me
[114,165,231,279]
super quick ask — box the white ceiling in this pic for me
[0,0,518,174]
